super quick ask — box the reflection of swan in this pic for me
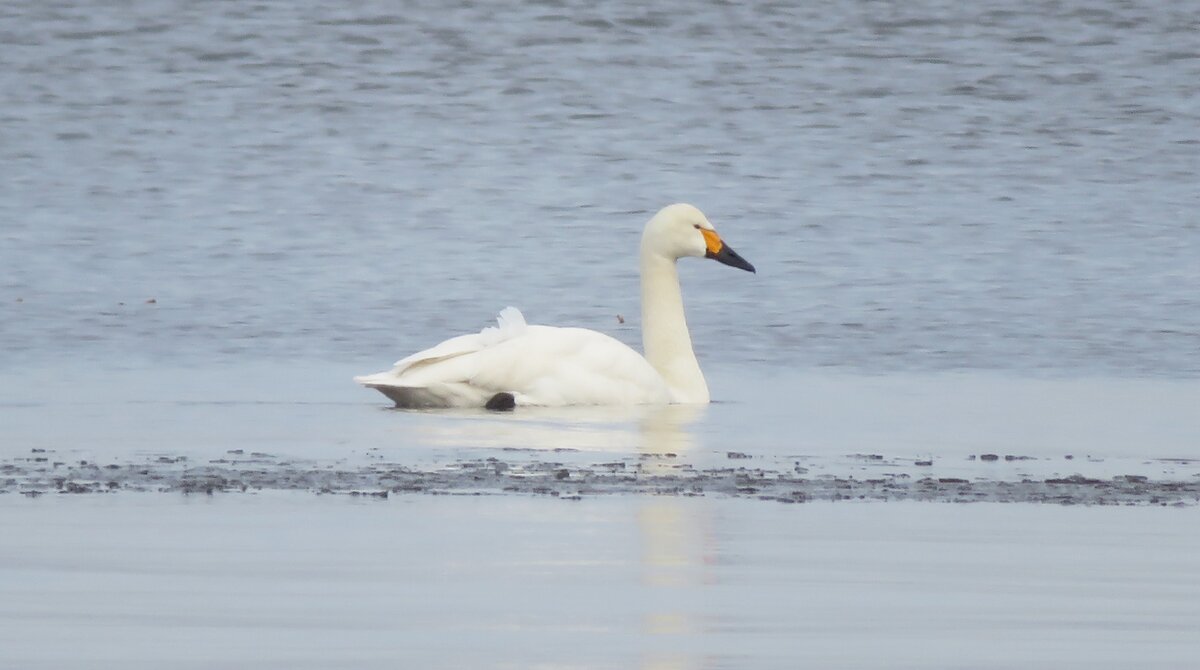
[407,403,706,454]
[356,204,754,408]
[639,404,704,458]
[637,405,712,670]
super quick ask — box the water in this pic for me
[2,2,1199,667]
[3,495,1199,669]
[3,364,1199,499]
[1,0,1198,375]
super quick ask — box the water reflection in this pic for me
[636,405,714,670]
[638,496,712,670]
[404,403,708,454]
[398,403,718,669]
[638,404,705,458]
[640,652,701,670]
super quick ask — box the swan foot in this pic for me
[485,392,516,412]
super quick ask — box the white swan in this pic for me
[355,203,755,408]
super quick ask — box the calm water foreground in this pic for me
[2,362,1198,485]
[3,363,1199,669]
[2,364,1197,667]
[2,494,1199,670]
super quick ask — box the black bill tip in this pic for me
[706,244,756,273]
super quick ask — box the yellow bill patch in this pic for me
[701,228,723,255]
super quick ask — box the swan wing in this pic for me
[355,308,672,407]
[387,306,527,374]
[465,326,673,406]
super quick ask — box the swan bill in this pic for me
[705,242,756,273]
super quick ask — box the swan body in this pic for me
[356,204,755,408]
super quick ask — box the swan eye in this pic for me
[693,224,701,229]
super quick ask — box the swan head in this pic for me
[642,203,756,273]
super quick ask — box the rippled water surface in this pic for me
[2,0,1198,375]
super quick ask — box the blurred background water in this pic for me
[2,0,1198,376]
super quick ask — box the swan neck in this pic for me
[640,252,709,403]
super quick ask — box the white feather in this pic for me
[355,309,671,407]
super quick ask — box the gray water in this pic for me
[2,0,1198,375]
[4,495,1200,670]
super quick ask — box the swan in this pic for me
[355,203,755,408]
